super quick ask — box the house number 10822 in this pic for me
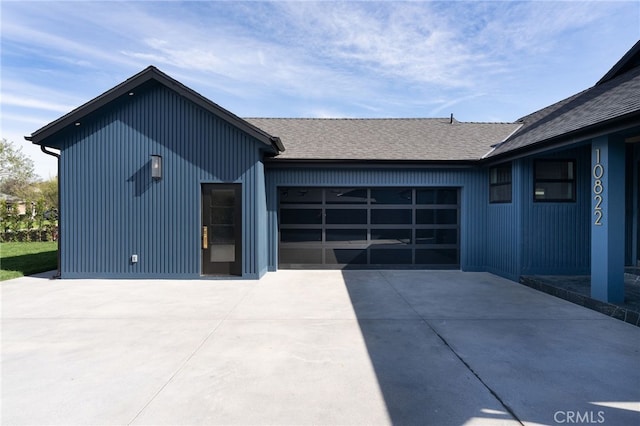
[593,148,604,226]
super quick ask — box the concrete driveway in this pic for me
[2,270,639,426]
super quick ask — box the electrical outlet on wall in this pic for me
[131,254,138,263]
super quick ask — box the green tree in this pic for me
[34,197,46,241]
[37,177,58,210]
[0,199,8,240]
[0,138,37,198]
[5,202,20,241]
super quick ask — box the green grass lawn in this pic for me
[0,242,58,281]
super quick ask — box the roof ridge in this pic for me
[245,117,515,124]
[244,117,448,120]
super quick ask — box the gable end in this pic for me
[26,66,283,153]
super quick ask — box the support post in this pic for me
[591,136,625,303]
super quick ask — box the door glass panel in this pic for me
[211,207,234,224]
[212,190,235,206]
[210,226,234,242]
[209,192,235,263]
[210,243,235,262]
[202,184,241,276]
[371,209,411,224]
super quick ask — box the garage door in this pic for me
[278,187,459,268]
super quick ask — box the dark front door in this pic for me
[201,184,242,276]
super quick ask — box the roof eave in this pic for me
[484,110,640,163]
[28,66,283,153]
[596,39,640,86]
[481,123,524,159]
[264,158,479,168]
[28,66,160,145]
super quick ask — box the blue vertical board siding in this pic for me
[519,145,591,275]
[55,84,268,278]
[483,146,591,278]
[264,166,489,272]
[484,159,523,280]
[484,146,591,278]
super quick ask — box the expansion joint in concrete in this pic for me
[375,271,525,426]
[425,324,524,426]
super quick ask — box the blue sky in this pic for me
[1,1,639,179]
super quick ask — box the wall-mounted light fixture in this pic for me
[151,155,162,180]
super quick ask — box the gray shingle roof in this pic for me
[489,64,640,157]
[246,118,520,161]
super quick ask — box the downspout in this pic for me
[40,145,61,279]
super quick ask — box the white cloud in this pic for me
[1,0,636,179]
[1,0,638,127]
[266,2,487,88]
[1,19,139,71]
[2,94,75,113]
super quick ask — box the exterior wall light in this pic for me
[151,155,162,180]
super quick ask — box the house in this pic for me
[0,193,28,215]
[27,41,640,304]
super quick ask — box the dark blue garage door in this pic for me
[278,187,459,269]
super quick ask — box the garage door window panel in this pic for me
[371,229,411,245]
[371,209,412,224]
[417,189,458,205]
[326,249,367,264]
[416,229,457,245]
[326,209,367,224]
[326,188,367,204]
[280,209,323,225]
[279,248,323,264]
[371,249,412,264]
[326,229,367,242]
[416,249,458,264]
[278,187,460,268]
[280,188,323,204]
[371,188,412,204]
[416,209,458,225]
[281,229,322,243]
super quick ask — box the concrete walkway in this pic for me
[2,270,639,425]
